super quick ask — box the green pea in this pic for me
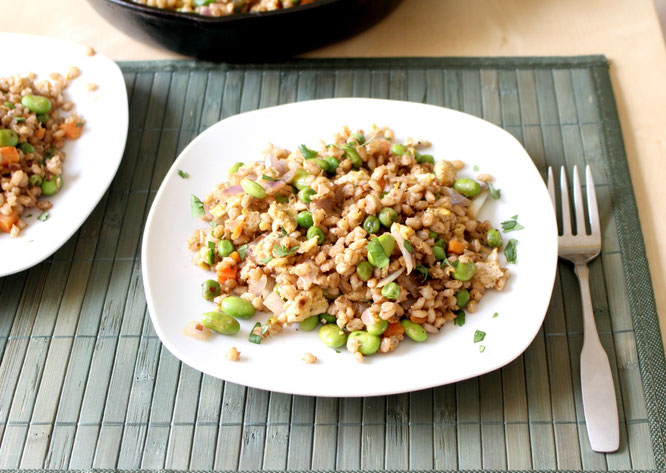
[401,319,428,342]
[201,311,240,335]
[432,246,446,261]
[347,331,381,355]
[21,94,52,114]
[434,238,446,248]
[29,174,42,187]
[341,144,363,169]
[228,162,244,174]
[41,175,62,195]
[456,289,471,309]
[37,114,49,124]
[356,261,374,281]
[292,169,310,190]
[319,324,348,348]
[307,226,325,245]
[348,132,365,145]
[378,207,398,227]
[319,313,336,324]
[428,230,438,239]
[417,154,434,164]
[452,261,476,282]
[381,282,400,300]
[366,319,388,336]
[241,178,266,199]
[298,187,316,204]
[297,210,314,228]
[377,234,395,256]
[487,228,503,248]
[363,215,380,234]
[18,143,34,154]
[221,296,256,319]
[453,178,482,198]
[324,156,339,173]
[299,315,319,331]
[0,129,18,147]
[202,279,221,301]
[218,239,234,257]
[391,144,406,155]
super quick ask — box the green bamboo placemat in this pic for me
[0,56,664,472]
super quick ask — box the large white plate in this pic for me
[0,33,128,277]
[142,98,557,397]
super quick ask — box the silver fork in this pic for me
[547,165,619,453]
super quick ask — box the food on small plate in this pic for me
[0,71,85,236]
[130,0,318,16]
[186,126,510,361]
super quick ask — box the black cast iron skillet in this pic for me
[88,0,402,62]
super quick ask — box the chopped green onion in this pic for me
[249,323,263,344]
[37,211,50,222]
[414,264,428,283]
[454,310,465,327]
[177,169,189,179]
[403,240,414,253]
[474,330,486,343]
[272,244,298,258]
[237,244,248,260]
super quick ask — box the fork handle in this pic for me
[574,263,620,452]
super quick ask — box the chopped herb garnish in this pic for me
[380,191,388,198]
[4,101,14,109]
[272,244,298,258]
[299,144,318,160]
[258,257,273,264]
[237,244,248,260]
[454,310,466,327]
[504,239,518,263]
[190,194,205,218]
[279,227,288,236]
[249,323,263,344]
[25,214,32,218]
[473,165,479,171]
[177,169,189,179]
[76,122,84,127]
[325,144,338,149]
[488,183,501,200]
[414,264,428,284]
[501,216,524,232]
[37,212,50,222]
[15,117,25,123]
[493,312,499,318]
[479,345,486,353]
[261,174,277,181]
[260,320,272,336]
[474,330,486,343]
[403,240,414,253]
[442,257,455,269]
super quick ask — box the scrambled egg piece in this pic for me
[281,287,329,323]
[473,249,505,289]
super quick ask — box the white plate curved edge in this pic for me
[0,33,128,277]
[142,98,558,397]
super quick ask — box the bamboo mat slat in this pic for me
[0,56,664,472]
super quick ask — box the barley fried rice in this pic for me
[188,125,509,359]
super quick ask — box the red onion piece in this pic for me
[312,196,335,212]
[199,6,212,15]
[444,187,471,206]
[360,308,376,326]
[376,267,405,287]
[282,168,297,183]
[263,292,284,315]
[398,274,419,297]
[267,154,288,174]
[390,223,415,274]
[248,274,267,296]
[223,185,243,194]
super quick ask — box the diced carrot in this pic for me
[59,121,83,139]
[231,215,245,240]
[217,266,238,283]
[34,127,45,139]
[410,315,427,324]
[0,146,19,165]
[447,240,466,255]
[230,251,241,263]
[0,210,18,233]
[383,322,404,338]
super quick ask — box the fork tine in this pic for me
[586,165,601,237]
[547,167,556,210]
[559,166,572,235]
[572,166,587,235]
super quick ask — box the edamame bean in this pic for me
[29,174,42,187]
[228,162,244,174]
[0,129,18,147]
[18,142,34,154]
[324,156,339,173]
[218,239,234,257]
[297,210,314,228]
[21,94,51,114]
[417,153,434,164]
[401,319,428,342]
[363,215,380,234]
[356,260,374,281]
[292,169,310,190]
[366,319,388,336]
[367,241,387,268]
[319,324,347,348]
[221,296,256,319]
[432,245,446,261]
[453,178,482,198]
[307,226,325,245]
[452,261,476,282]
[315,158,332,173]
[299,315,319,331]
[391,144,406,155]
[341,144,363,169]
[319,313,336,324]
[241,178,266,199]
[201,311,240,335]
[41,175,62,195]
[348,132,365,145]
[381,282,400,300]
[378,207,398,227]
[377,233,395,256]
[202,279,221,301]
[298,187,316,203]
[456,289,470,309]
[487,228,503,248]
[347,331,381,355]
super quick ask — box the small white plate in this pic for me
[142,98,558,397]
[0,33,128,277]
